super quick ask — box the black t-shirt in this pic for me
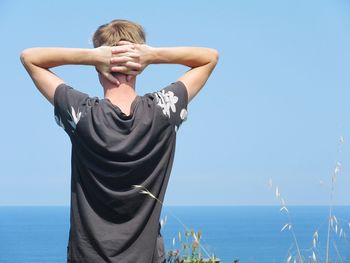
[54,81,188,263]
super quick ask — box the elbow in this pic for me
[20,49,29,65]
[209,48,219,64]
[20,48,34,66]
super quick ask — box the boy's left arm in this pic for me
[20,46,139,105]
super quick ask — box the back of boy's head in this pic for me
[92,19,146,47]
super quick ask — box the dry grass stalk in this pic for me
[131,184,215,261]
[268,181,303,262]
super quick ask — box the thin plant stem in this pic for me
[285,209,303,263]
[326,164,336,263]
[332,239,344,263]
[326,191,333,263]
[276,188,303,262]
[326,137,343,263]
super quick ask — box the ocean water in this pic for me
[0,206,349,263]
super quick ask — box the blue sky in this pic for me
[1,0,350,206]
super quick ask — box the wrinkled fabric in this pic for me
[54,81,188,263]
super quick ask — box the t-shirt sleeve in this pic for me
[154,81,189,129]
[53,83,89,134]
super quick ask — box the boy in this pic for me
[21,19,218,263]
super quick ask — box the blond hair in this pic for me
[92,19,146,47]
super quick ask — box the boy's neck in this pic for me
[103,76,137,102]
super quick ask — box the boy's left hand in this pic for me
[95,45,142,84]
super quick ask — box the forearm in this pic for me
[20,48,97,69]
[149,47,219,68]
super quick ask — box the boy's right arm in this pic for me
[112,42,219,103]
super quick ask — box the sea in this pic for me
[0,206,349,263]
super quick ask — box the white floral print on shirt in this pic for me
[180,108,188,121]
[67,106,82,130]
[55,106,82,132]
[154,89,179,118]
[54,114,65,129]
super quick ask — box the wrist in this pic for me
[150,47,161,64]
[90,47,104,66]
[145,46,157,65]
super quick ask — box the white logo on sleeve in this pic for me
[154,90,179,118]
[67,106,82,130]
[54,114,65,129]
